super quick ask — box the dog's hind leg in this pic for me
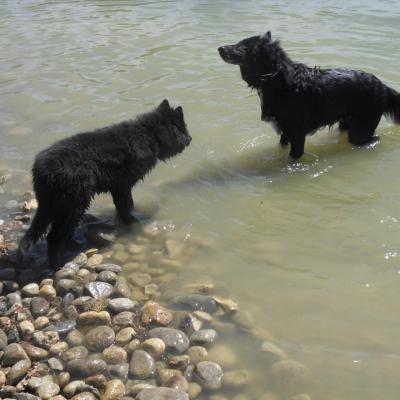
[111,185,137,224]
[347,114,381,145]
[46,201,88,269]
[288,133,306,159]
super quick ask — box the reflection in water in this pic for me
[1,1,400,399]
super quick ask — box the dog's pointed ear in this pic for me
[263,31,272,40]
[174,106,184,119]
[158,99,170,111]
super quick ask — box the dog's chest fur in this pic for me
[257,89,282,134]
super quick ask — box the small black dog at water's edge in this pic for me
[18,99,191,269]
[219,31,400,158]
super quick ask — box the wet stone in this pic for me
[113,277,132,298]
[14,394,41,400]
[148,328,190,354]
[173,295,217,314]
[261,341,287,362]
[129,350,156,379]
[31,297,50,317]
[38,381,60,399]
[3,343,29,366]
[20,341,49,361]
[102,379,126,400]
[22,283,39,296]
[109,298,136,313]
[97,270,117,283]
[108,363,129,381]
[190,329,217,346]
[0,328,8,350]
[207,344,236,369]
[103,345,127,364]
[141,338,165,359]
[67,330,84,347]
[269,360,311,395]
[222,370,252,389]
[195,361,223,391]
[113,311,134,328]
[7,291,22,306]
[44,320,76,336]
[96,264,122,273]
[86,254,103,268]
[7,359,31,385]
[136,387,189,400]
[187,346,208,365]
[62,346,89,362]
[48,357,64,371]
[85,325,115,351]
[115,327,136,346]
[32,330,60,350]
[77,310,111,326]
[84,281,113,299]
[141,301,173,326]
[128,272,152,287]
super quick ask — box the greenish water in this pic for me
[1,0,400,399]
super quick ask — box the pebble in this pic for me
[19,319,35,339]
[137,387,189,400]
[20,341,49,361]
[84,282,113,299]
[30,297,50,317]
[0,328,8,350]
[97,270,118,283]
[66,330,84,346]
[39,284,57,299]
[62,380,86,397]
[187,346,208,365]
[7,359,31,385]
[96,264,122,273]
[85,325,115,351]
[44,320,76,336]
[269,360,311,395]
[141,301,173,326]
[261,341,287,362]
[102,379,125,400]
[71,392,97,400]
[109,298,136,313]
[103,345,128,364]
[37,382,60,399]
[129,350,156,379]
[148,328,190,354]
[86,254,103,268]
[32,330,60,349]
[190,329,217,346]
[62,346,88,362]
[128,272,152,286]
[173,295,217,313]
[3,343,29,366]
[141,338,165,359]
[113,277,132,298]
[108,363,129,381]
[116,327,136,346]
[14,394,41,400]
[72,253,87,267]
[22,283,39,296]
[195,361,223,391]
[77,310,111,326]
[48,357,64,371]
[113,311,134,327]
[0,370,6,386]
[222,370,252,389]
[34,316,50,330]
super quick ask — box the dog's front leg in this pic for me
[288,134,305,159]
[111,186,137,224]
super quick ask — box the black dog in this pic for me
[219,32,400,158]
[19,99,191,268]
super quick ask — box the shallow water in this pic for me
[1,0,400,398]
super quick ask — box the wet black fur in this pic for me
[18,99,191,268]
[219,32,400,158]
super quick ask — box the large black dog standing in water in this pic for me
[19,99,191,268]
[219,32,400,158]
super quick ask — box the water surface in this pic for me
[1,1,400,399]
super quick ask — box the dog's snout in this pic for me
[218,46,225,55]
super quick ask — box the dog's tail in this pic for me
[18,204,50,259]
[385,87,400,124]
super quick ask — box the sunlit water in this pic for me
[1,0,400,398]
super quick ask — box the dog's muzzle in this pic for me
[218,45,243,65]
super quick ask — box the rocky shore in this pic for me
[0,185,313,400]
